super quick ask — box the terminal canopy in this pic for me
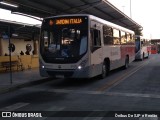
[0,19,40,40]
[0,0,142,31]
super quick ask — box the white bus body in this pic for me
[135,35,151,60]
[39,14,135,78]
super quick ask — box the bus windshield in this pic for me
[40,16,88,63]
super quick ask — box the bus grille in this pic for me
[47,71,74,77]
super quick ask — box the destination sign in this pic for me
[47,17,87,26]
[49,18,83,26]
[55,18,82,25]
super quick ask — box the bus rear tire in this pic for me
[101,61,109,79]
[123,56,129,69]
[146,52,149,59]
[141,53,145,61]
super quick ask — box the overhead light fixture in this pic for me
[0,1,18,8]
[12,33,18,37]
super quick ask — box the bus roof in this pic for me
[89,15,134,34]
[43,14,134,34]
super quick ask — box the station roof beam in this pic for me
[0,0,143,31]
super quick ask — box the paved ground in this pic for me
[0,55,160,120]
[0,68,50,94]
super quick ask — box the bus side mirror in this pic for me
[91,46,101,53]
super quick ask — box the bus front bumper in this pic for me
[40,66,90,78]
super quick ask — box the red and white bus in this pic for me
[135,35,151,60]
[39,14,135,78]
[151,45,157,54]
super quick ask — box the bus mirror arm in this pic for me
[91,46,101,53]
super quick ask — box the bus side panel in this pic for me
[136,46,150,60]
[121,45,135,63]
[102,45,122,70]
[90,48,103,77]
[141,46,148,58]
[89,21,103,77]
[110,45,122,70]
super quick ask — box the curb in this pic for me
[0,77,52,95]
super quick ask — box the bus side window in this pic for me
[121,31,127,44]
[103,25,113,45]
[91,29,101,47]
[113,28,120,45]
[130,34,135,44]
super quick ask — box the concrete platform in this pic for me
[0,68,51,94]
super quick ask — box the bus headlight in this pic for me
[42,65,45,69]
[78,59,87,70]
[78,65,82,70]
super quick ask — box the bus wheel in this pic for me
[101,61,109,79]
[124,56,129,69]
[141,53,145,61]
[146,52,149,59]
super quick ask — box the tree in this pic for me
[134,28,143,36]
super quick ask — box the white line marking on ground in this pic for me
[105,92,160,99]
[0,102,29,111]
[23,87,160,99]
[48,88,160,99]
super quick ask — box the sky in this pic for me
[108,0,160,39]
[0,0,160,39]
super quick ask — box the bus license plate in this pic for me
[56,75,64,78]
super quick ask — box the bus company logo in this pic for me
[2,112,11,117]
